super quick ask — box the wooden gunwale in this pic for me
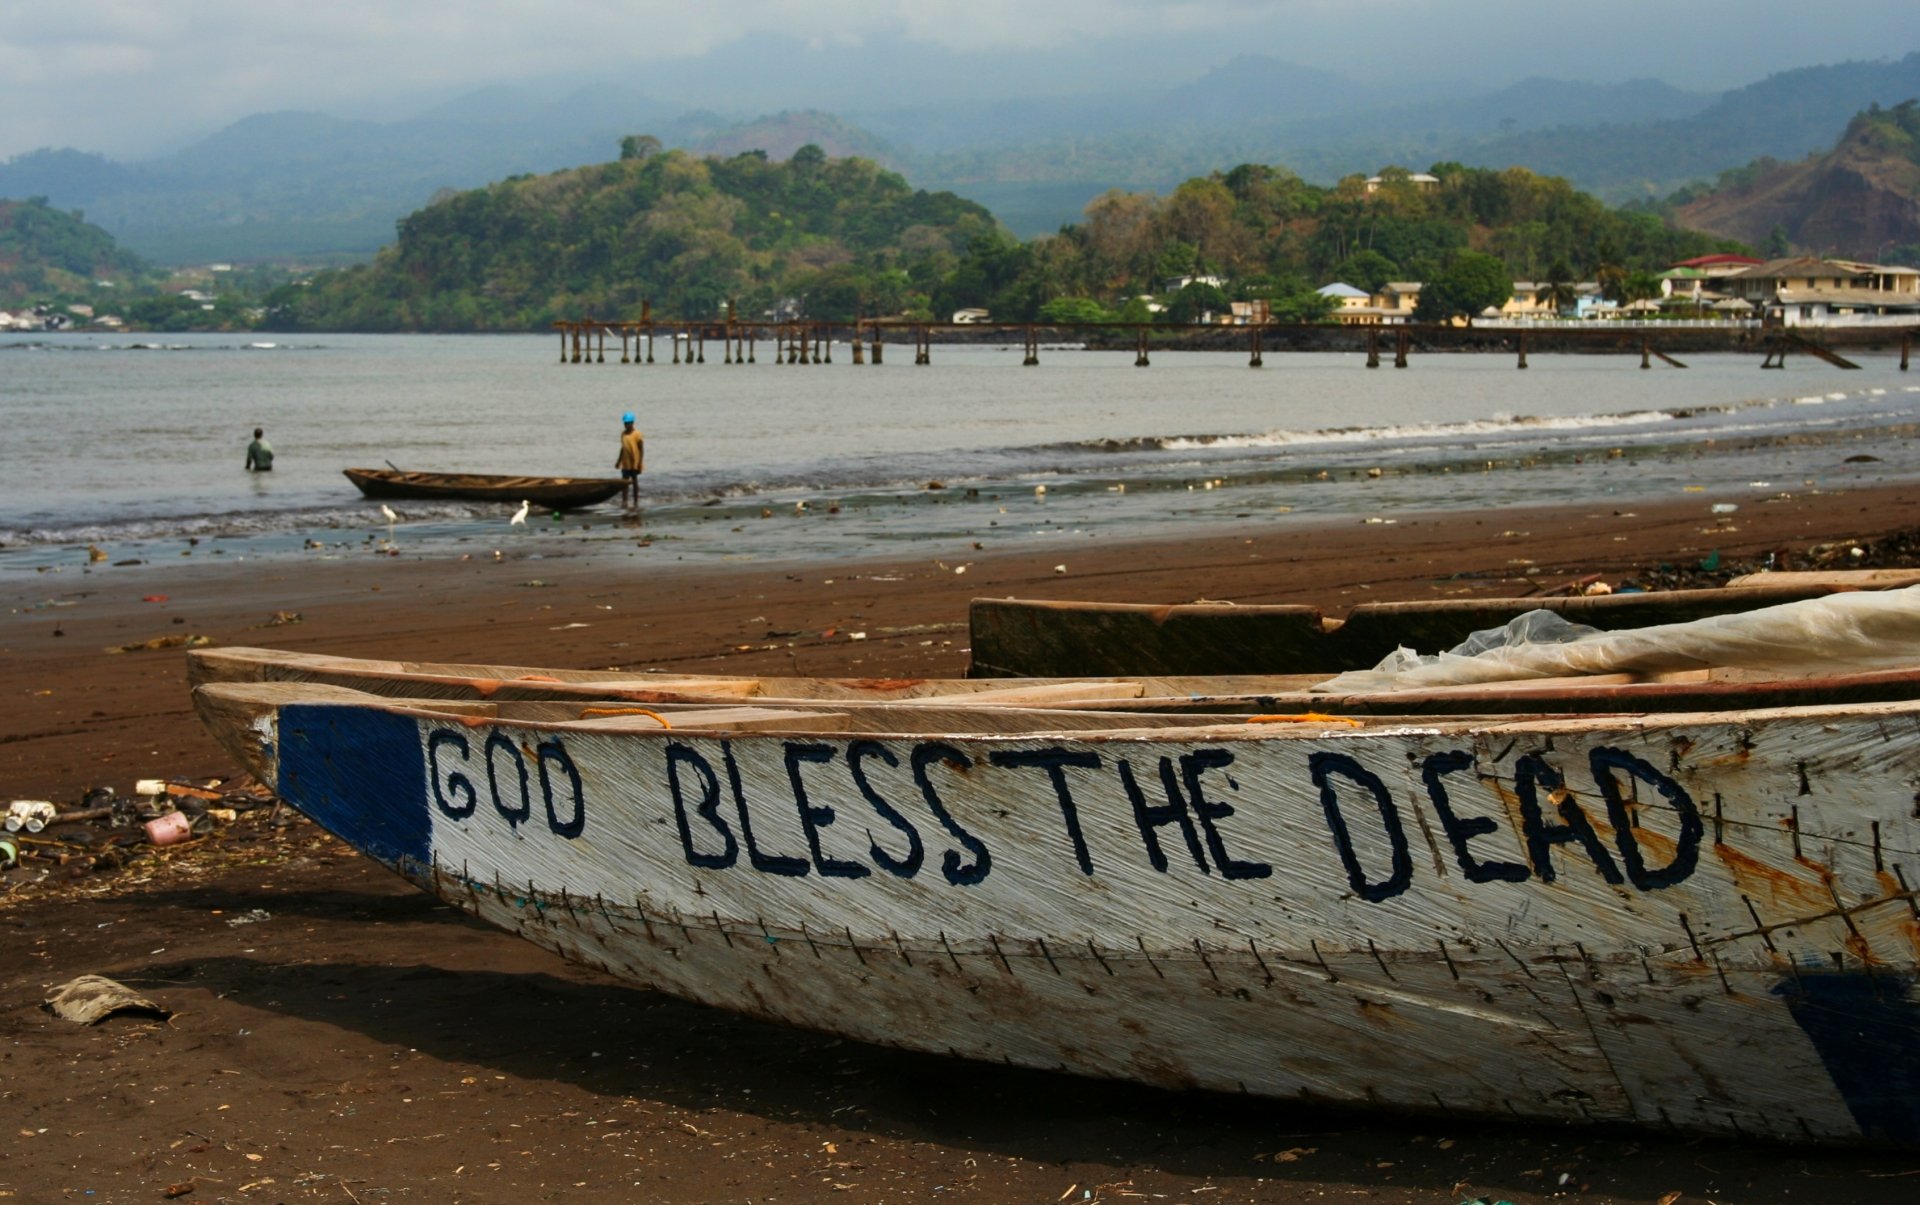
[191,646,1920,717]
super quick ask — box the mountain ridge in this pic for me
[1671,101,1920,258]
[1,52,1913,260]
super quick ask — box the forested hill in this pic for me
[906,162,1742,328]
[268,144,1742,333]
[0,197,151,302]
[1668,102,1920,260]
[269,146,995,330]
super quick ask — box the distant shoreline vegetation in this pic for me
[256,146,1744,334]
[7,143,1751,334]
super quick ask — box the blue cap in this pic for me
[622,412,635,423]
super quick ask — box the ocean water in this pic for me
[2,331,1918,570]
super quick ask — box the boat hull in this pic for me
[197,683,1920,1144]
[342,468,625,510]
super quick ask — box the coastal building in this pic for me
[1372,281,1423,323]
[1229,300,1271,325]
[1314,282,1380,324]
[1363,170,1440,194]
[1723,256,1920,326]
[1659,254,1764,303]
[1570,284,1616,320]
[1162,273,1227,294]
[1493,282,1566,320]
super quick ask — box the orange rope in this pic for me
[579,706,673,728]
[1246,713,1364,727]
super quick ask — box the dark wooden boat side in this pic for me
[343,468,625,510]
[968,582,1876,678]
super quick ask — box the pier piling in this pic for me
[552,310,1910,375]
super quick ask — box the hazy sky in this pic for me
[2,0,1914,161]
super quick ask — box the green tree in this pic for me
[1166,281,1229,324]
[1268,287,1340,324]
[1416,251,1512,324]
[1038,296,1113,323]
[619,135,662,161]
[1333,249,1399,294]
[1542,259,1577,315]
[1622,270,1663,305]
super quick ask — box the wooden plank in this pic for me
[888,681,1147,707]
[1727,569,1920,589]
[572,707,846,731]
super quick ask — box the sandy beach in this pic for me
[6,485,1920,1202]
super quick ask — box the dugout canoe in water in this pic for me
[193,678,1920,1144]
[342,468,626,510]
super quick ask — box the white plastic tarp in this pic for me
[1311,585,1920,693]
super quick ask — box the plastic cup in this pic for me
[144,811,192,845]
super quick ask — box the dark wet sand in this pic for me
[4,484,1920,1201]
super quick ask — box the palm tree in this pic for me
[1594,261,1629,303]
[1542,260,1577,317]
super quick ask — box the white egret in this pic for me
[380,503,398,543]
[510,500,530,526]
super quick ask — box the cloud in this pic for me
[0,1,1912,161]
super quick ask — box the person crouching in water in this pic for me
[245,427,274,471]
[616,412,644,508]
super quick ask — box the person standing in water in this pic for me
[245,427,274,471]
[616,411,644,508]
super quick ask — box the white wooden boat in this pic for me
[193,676,1920,1144]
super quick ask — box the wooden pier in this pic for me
[554,309,1917,372]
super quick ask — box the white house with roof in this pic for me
[1315,282,1379,324]
[1162,273,1227,294]
[1364,170,1440,194]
